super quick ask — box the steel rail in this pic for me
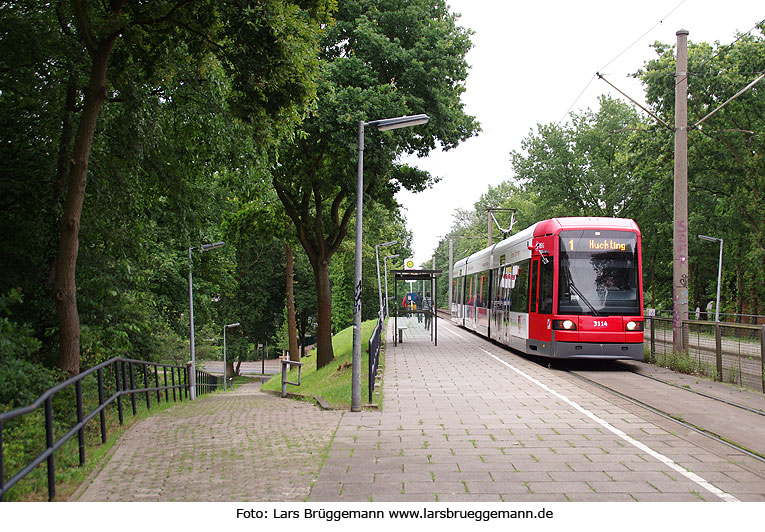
[565,370,765,464]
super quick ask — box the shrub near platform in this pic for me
[261,319,382,409]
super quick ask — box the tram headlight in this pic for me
[553,319,577,330]
[625,321,644,331]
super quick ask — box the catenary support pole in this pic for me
[673,29,690,355]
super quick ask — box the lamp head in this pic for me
[201,241,225,251]
[366,114,429,131]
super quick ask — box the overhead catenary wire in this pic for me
[557,0,688,125]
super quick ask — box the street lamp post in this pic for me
[698,235,723,322]
[223,322,240,391]
[188,241,225,400]
[375,241,397,318]
[384,253,399,317]
[353,114,429,412]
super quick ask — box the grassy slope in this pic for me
[260,318,382,408]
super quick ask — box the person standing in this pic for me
[423,291,433,330]
[416,291,423,323]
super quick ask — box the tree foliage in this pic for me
[272,0,479,368]
[0,1,334,376]
[441,29,765,319]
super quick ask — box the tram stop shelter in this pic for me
[392,269,441,347]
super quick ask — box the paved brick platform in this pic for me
[308,318,765,502]
[74,382,342,502]
[73,316,765,503]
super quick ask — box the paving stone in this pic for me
[74,382,342,502]
[75,318,765,503]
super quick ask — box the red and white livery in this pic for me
[451,217,644,359]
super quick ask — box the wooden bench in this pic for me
[397,325,408,343]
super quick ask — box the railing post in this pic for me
[171,366,177,402]
[116,361,124,425]
[154,365,161,404]
[44,397,55,501]
[649,316,655,360]
[185,362,191,399]
[129,362,137,416]
[75,380,85,466]
[143,364,150,411]
[715,324,723,381]
[97,368,107,443]
[163,366,169,403]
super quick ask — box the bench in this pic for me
[397,325,408,343]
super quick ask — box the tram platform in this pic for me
[309,316,765,502]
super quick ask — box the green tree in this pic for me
[511,96,643,218]
[638,30,765,316]
[272,0,479,368]
[0,1,333,375]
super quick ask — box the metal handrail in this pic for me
[0,356,219,501]
[281,358,304,398]
[368,314,383,403]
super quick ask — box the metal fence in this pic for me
[368,314,383,403]
[653,309,764,326]
[645,316,765,392]
[0,357,219,501]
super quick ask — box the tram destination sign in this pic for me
[562,231,635,253]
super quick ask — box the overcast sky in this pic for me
[396,0,763,265]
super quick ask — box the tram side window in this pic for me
[509,260,529,313]
[538,258,554,314]
[493,267,503,309]
[478,273,488,308]
[501,266,512,307]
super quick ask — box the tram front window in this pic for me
[558,230,639,316]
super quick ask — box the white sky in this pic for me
[397,0,763,265]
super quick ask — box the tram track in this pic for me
[435,311,765,463]
[609,361,765,416]
[563,368,765,464]
[438,315,764,460]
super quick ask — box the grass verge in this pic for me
[260,318,384,409]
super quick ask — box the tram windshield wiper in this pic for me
[567,279,600,316]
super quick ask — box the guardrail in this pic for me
[368,314,383,403]
[0,356,220,501]
[646,316,765,392]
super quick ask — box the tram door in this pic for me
[528,256,553,354]
[490,267,503,343]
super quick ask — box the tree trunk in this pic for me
[313,257,334,369]
[54,42,114,376]
[285,243,299,362]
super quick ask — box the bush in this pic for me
[0,357,61,411]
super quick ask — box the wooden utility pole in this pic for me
[673,29,690,354]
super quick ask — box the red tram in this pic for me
[451,217,644,359]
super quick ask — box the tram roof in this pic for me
[452,217,639,272]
